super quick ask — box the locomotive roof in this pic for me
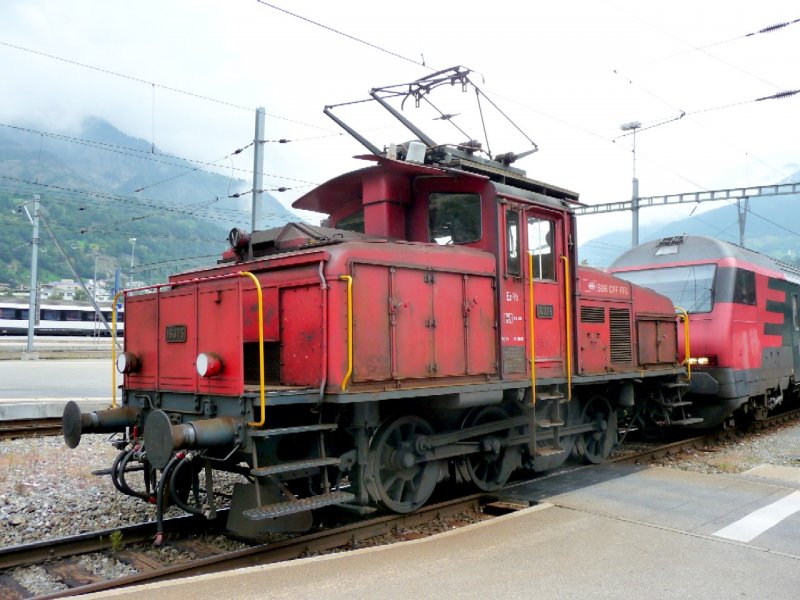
[293,153,579,215]
[609,235,800,281]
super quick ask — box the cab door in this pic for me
[525,208,567,379]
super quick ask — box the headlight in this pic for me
[196,352,223,378]
[116,352,140,374]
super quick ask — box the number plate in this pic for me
[165,324,187,343]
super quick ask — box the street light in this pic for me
[620,121,641,247]
[129,237,137,286]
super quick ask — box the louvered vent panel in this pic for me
[609,308,632,363]
[580,306,605,323]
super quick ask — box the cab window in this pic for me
[733,269,756,305]
[506,210,520,276]
[336,209,365,233]
[528,217,555,280]
[429,193,481,245]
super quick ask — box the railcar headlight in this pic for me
[116,352,141,374]
[196,352,223,378]
[686,356,717,367]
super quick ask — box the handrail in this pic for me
[675,306,691,382]
[339,275,353,391]
[113,271,267,426]
[561,255,572,401]
[528,252,537,408]
[240,271,266,427]
[111,290,124,409]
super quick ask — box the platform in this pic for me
[78,462,800,599]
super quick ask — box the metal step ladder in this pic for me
[660,381,703,426]
[246,421,353,519]
[530,390,567,459]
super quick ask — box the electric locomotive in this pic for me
[610,234,800,427]
[63,68,691,539]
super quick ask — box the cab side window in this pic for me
[733,269,756,305]
[429,193,481,245]
[506,210,521,276]
[528,217,555,280]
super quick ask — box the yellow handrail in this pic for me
[675,305,691,382]
[339,275,353,391]
[528,252,537,408]
[240,271,266,427]
[111,290,124,409]
[561,256,572,401]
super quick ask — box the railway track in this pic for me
[0,418,62,440]
[2,407,799,597]
[0,495,487,599]
[610,406,800,465]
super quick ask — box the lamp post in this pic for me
[93,251,99,303]
[129,237,137,287]
[620,121,641,247]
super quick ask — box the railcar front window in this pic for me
[429,193,481,245]
[614,264,716,313]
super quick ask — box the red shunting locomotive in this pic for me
[63,68,690,539]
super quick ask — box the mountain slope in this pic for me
[0,118,301,289]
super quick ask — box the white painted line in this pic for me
[713,491,800,542]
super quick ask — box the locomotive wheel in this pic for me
[365,415,440,514]
[576,395,618,464]
[457,406,519,492]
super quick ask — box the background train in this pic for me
[0,301,123,336]
[610,234,800,428]
[62,68,691,540]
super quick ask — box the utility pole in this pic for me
[620,121,641,247]
[25,194,40,355]
[737,197,749,246]
[251,107,265,236]
[129,237,137,286]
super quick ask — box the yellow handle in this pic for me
[111,290,124,409]
[561,255,572,401]
[339,275,353,391]
[675,306,691,382]
[240,272,266,427]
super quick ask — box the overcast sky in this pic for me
[1,0,798,253]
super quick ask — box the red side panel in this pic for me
[393,268,433,379]
[196,282,243,395]
[433,272,467,377]
[281,286,323,386]
[157,288,197,392]
[352,264,392,382]
[465,275,497,375]
[125,294,159,390]
[243,286,279,342]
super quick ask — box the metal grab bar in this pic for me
[339,275,353,391]
[561,255,573,401]
[528,252,537,408]
[675,306,691,382]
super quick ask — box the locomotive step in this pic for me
[537,419,565,428]
[250,423,338,438]
[662,401,692,408]
[534,447,566,457]
[536,392,566,403]
[251,457,341,477]
[668,417,704,426]
[660,381,690,389]
[243,491,356,520]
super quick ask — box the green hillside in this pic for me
[0,119,300,290]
